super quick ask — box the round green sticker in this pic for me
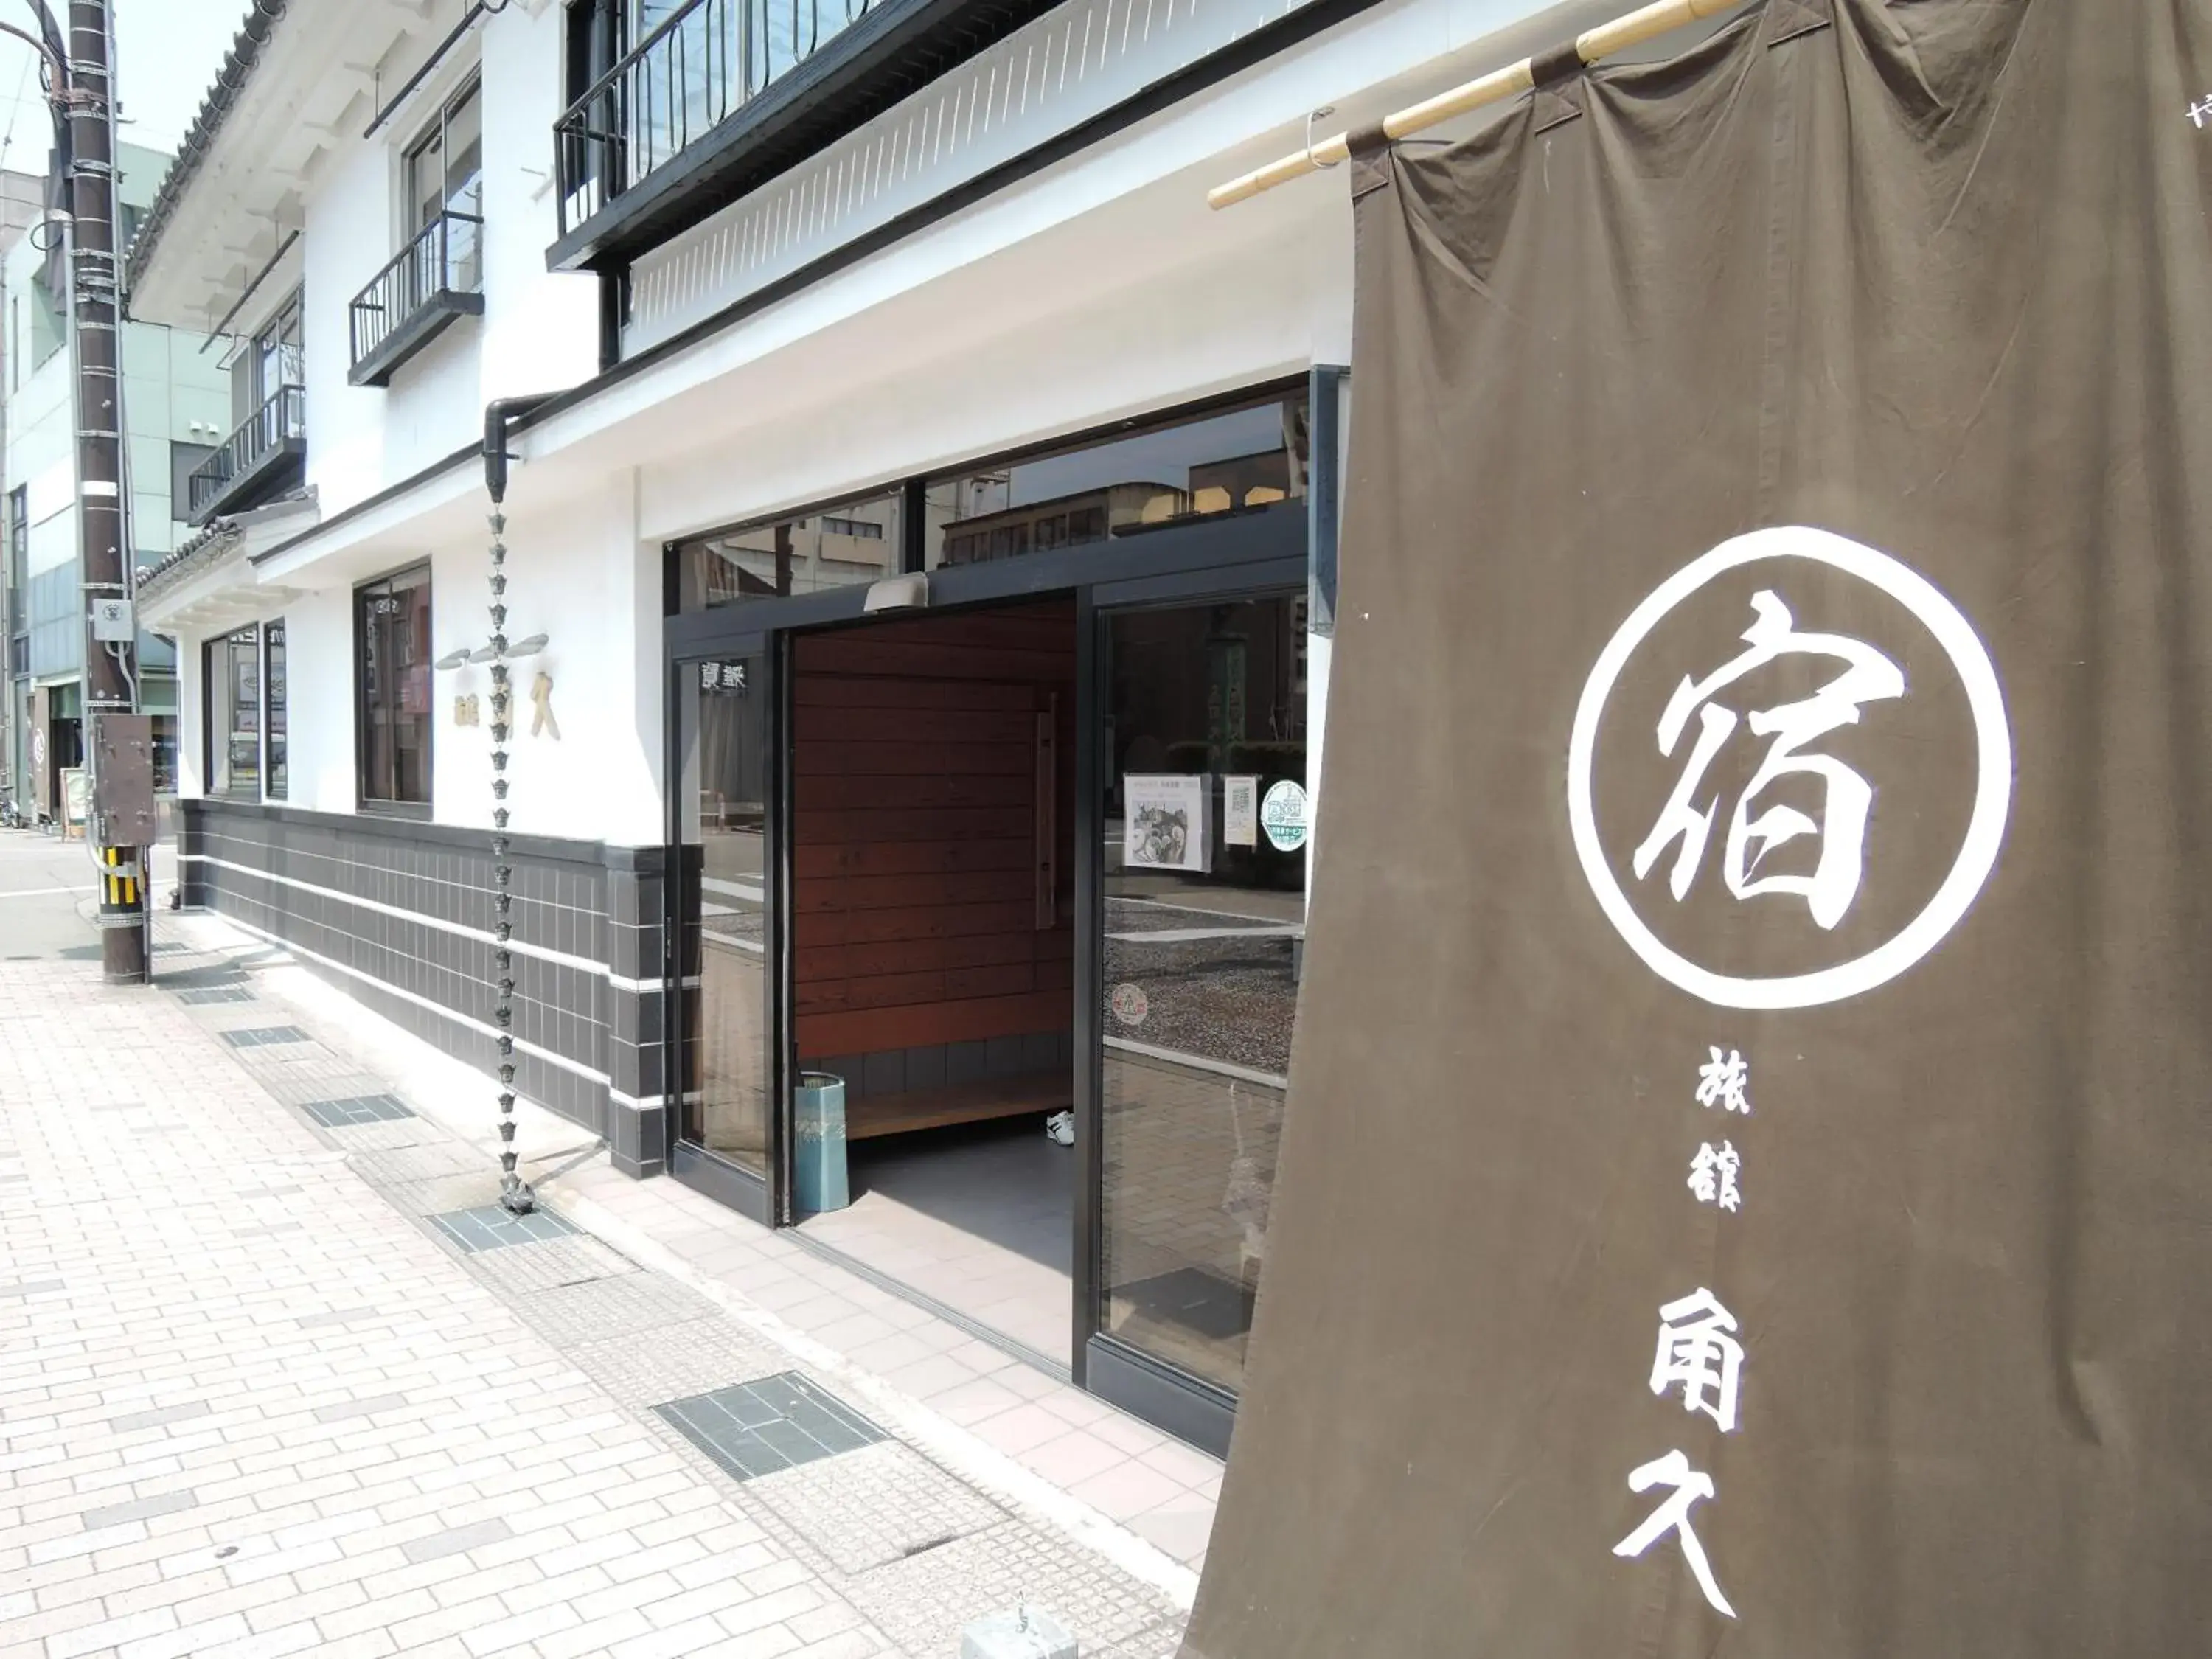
[1260,780,1309,852]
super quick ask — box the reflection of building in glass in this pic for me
[685,498,901,603]
[939,483,1166,564]
[935,448,1298,567]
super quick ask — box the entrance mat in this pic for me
[1116,1266,1256,1342]
[655,1371,886,1483]
[220,1025,310,1048]
[428,1203,580,1253]
[303,1093,417,1128]
[176,987,253,1006]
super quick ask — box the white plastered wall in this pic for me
[299,0,597,516]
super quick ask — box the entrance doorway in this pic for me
[787,599,1079,1360]
[664,372,1334,1444]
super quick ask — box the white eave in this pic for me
[125,0,477,333]
[138,495,321,636]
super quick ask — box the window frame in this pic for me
[263,619,288,802]
[355,563,436,816]
[6,487,25,599]
[202,623,264,801]
[404,74,485,233]
[169,440,218,524]
[664,378,1312,616]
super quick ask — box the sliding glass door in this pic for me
[1092,592,1309,1399]
[675,649,779,1193]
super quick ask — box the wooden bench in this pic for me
[841,1071,1071,1140]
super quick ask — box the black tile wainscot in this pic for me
[177,800,672,1176]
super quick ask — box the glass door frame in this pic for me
[658,367,1344,1412]
[665,628,791,1228]
[1074,568,1313,1457]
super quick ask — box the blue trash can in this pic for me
[793,1071,850,1214]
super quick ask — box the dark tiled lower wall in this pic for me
[178,799,672,1177]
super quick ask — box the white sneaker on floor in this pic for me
[1044,1110,1075,1147]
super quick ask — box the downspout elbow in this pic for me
[481,394,560,505]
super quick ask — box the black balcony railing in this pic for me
[189,385,306,524]
[348,208,486,387]
[555,0,875,243]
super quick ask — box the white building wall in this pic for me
[299,1,597,515]
[300,136,396,512]
[159,0,1610,846]
[425,481,661,846]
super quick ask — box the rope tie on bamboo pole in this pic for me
[1206,0,1743,209]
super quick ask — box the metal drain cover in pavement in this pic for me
[303,1094,416,1128]
[220,1026,310,1048]
[429,1205,580,1253]
[177,987,253,1005]
[656,1372,886,1481]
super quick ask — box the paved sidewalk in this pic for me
[0,913,1201,1658]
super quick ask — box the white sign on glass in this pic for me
[1223,775,1259,847]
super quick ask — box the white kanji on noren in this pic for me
[2191,94,2212,128]
[1649,1287,1745,1433]
[1613,1450,1736,1618]
[1630,591,1905,931]
[1694,1046,1751,1115]
[1687,1141,1742,1212]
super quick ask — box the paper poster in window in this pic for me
[1223,774,1259,847]
[1124,773,1210,874]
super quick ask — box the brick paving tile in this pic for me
[2,924,1196,1659]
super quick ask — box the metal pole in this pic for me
[65,0,144,983]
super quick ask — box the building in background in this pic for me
[0,163,46,814]
[2,142,229,825]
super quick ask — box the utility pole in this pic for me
[63,0,145,984]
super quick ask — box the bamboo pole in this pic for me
[1208,0,1742,209]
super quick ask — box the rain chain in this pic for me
[487,505,535,1215]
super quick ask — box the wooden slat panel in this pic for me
[796,740,1032,778]
[794,678,1036,712]
[794,960,1043,1015]
[793,868,1036,914]
[801,900,1039,946]
[794,806,1030,844]
[796,988,1072,1057]
[842,1072,1072,1138]
[793,638,1074,684]
[790,602,1077,1066]
[796,928,1070,984]
[794,706,1040,745]
[796,772,1034,811]
[792,838,1036,878]
[796,954,1073,1015]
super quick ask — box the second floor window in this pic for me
[234,291,304,431]
[406,78,484,294]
